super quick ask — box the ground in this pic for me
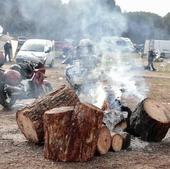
[0,58,170,169]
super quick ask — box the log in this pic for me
[111,132,123,152]
[102,98,132,132]
[127,98,170,142]
[44,103,103,162]
[96,125,111,155]
[16,85,80,143]
[111,131,131,151]
[114,120,127,131]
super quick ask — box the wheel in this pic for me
[0,92,16,109]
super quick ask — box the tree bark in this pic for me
[16,85,79,143]
[96,125,111,155]
[44,103,103,162]
[127,98,170,142]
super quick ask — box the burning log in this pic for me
[111,131,131,152]
[96,125,111,155]
[102,89,132,132]
[127,98,170,142]
[16,85,79,143]
[44,103,103,162]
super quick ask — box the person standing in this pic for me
[4,41,12,62]
[147,49,157,71]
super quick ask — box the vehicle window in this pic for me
[21,43,45,52]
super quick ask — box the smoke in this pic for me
[15,0,127,40]
[15,0,148,108]
[76,42,148,109]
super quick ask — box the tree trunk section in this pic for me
[111,132,123,152]
[127,98,170,142]
[44,103,103,162]
[16,85,79,143]
[110,131,131,151]
[96,125,111,155]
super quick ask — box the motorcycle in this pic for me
[0,60,53,109]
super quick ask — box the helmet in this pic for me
[4,70,22,86]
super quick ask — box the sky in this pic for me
[115,0,169,17]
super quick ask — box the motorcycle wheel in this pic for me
[1,93,16,109]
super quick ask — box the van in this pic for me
[16,39,55,67]
[144,40,170,58]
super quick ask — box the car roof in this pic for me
[25,39,52,44]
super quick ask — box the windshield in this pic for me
[21,43,45,52]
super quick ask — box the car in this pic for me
[98,36,135,53]
[16,39,55,67]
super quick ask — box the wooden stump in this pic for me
[97,125,111,155]
[44,103,103,162]
[127,98,170,142]
[16,85,79,143]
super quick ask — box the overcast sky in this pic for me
[116,0,169,16]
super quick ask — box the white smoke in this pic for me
[61,0,70,4]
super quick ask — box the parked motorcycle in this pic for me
[0,60,53,109]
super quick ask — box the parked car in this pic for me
[98,36,135,53]
[16,39,55,67]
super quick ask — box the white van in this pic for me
[16,39,55,67]
[144,40,170,58]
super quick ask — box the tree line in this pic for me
[0,0,169,43]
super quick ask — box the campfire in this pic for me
[16,85,170,162]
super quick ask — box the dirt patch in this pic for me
[1,59,170,169]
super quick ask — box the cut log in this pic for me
[96,125,111,155]
[110,131,131,151]
[111,132,123,152]
[127,98,170,142]
[16,85,79,143]
[114,120,127,131]
[102,98,132,132]
[44,103,103,162]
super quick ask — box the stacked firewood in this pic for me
[16,85,170,162]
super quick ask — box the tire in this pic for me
[0,92,16,109]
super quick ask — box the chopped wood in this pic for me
[110,131,131,151]
[44,103,103,162]
[111,132,123,152]
[127,98,170,142]
[16,85,80,143]
[97,125,111,155]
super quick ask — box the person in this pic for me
[4,41,12,62]
[147,49,156,71]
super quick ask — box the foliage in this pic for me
[0,0,169,43]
